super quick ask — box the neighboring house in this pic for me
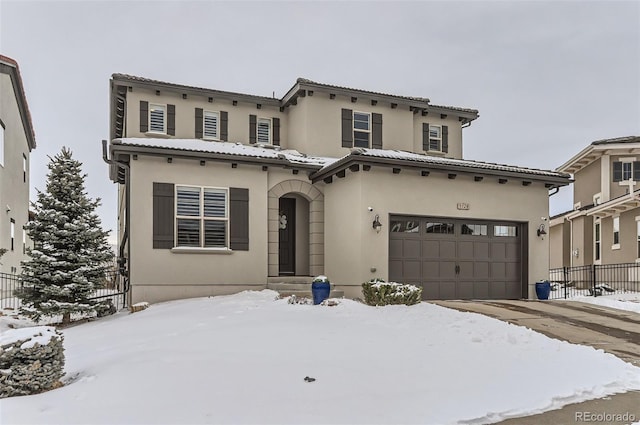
[0,55,36,274]
[105,75,570,304]
[550,136,640,269]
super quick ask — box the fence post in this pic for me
[592,264,598,297]
[563,266,569,299]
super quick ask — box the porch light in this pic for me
[537,224,547,237]
[372,214,382,233]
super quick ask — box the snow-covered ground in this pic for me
[567,292,640,314]
[2,290,640,425]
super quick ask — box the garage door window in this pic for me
[426,222,454,234]
[390,220,420,233]
[494,225,518,237]
[462,224,488,236]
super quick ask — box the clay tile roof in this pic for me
[0,55,36,150]
[591,135,640,145]
[296,77,431,103]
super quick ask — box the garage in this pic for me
[389,216,526,300]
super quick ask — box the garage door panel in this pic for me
[491,262,506,279]
[422,284,440,300]
[458,241,474,259]
[439,282,457,300]
[422,240,439,257]
[506,262,519,280]
[389,239,403,258]
[403,260,421,280]
[423,261,440,279]
[403,240,421,258]
[491,243,507,260]
[506,282,521,299]
[440,241,456,258]
[457,281,474,299]
[389,260,402,282]
[505,243,520,261]
[474,281,490,298]
[489,282,507,298]
[439,261,456,279]
[474,242,490,260]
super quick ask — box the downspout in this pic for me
[102,139,131,306]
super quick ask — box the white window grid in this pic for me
[613,216,620,247]
[353,111,371,148]
[149,104,166,133]
[429,124,442,151]
[257,118,271,144]
[175,185,229,248]
[204,111,219,140]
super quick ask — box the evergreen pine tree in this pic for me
[18,147,114,324]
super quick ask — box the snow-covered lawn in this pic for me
[567,292,640,314]
[2,290,640,425]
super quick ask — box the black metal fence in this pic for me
[549,262,640,299]
[0,269,127,311]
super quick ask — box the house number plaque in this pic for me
[457,203,470,210]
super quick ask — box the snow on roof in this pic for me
[325,148,570,178]
[113,138,338,168]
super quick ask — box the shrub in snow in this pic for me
[0,326,65,398]
[17,147,114,325]
[361,279,422,306]
[287,295,313,305]
[312,275,330,284]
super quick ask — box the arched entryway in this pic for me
[267,180,324,277]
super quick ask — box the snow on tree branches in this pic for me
[17,147,114,324]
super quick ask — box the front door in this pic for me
[279,198,296,275]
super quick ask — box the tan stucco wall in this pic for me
[574,158,601,207]
[322,168,550,299]
[0,73,31,274]
[600,211,639,264]
[549,221,570,269]
[125,88,286,146]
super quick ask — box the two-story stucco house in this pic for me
[550,136,640,269]
[0,55,36,274]
[105,74,570,304]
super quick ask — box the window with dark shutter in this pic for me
[634,162,640,181]
[372,113,382,149]
[195,108,203,139]
[249,115,257,144]
[442,125,449,153]
[140,101,149,133]
[273,118,280,146]
[229,188,249,251]
[220,111,228,141]
[342,109,353,148]
[153,182,175,249]
[167,104,176,136]
[613,161,622,182]
[422,123,429,151]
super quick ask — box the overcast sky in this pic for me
[1,0,639,244]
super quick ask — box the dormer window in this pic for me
[353,112,371,148]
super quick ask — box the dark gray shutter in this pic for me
[442,125,449,153]
[220,111,228,141]
[167,104,176,136]
[372,113,382,149]
[341,109,353,148]
[140,101,149,133]
[153,182,174,249]
[195,108,203,139]
[613,161,622,182]
[249,115,257,144]
[634,162,640,181]
[273,117,280,146]
[422,123,429,151]
[229,188,249,251]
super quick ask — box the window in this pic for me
[613,216,620,247]
[10,219,15,251]
[494,225,517,237]
[426,222,454,234]
[0,121,4,167]
[429,125,442,151]
[176,186,228,248]
[613,160,639,182]
[23,154,27,183]
[462,224,488,236]
[637,220,640,259]
[149,104,166,133]
[594,220,601,261]
[390,220,419,233]
[22,228,26,254]
[257,118,271,144]
[353,112,371,148]
[203,111,219,139]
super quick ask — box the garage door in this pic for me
[389,216,524,300]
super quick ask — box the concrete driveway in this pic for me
[430,300,640,425]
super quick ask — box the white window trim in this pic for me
[592,193,601,206]
[429,124,443,152]
[616,157,637,186]
[353,111,371,148]
[148,103,167,135]
[203,110,220,141]
[174,185,229,249]
[612,216,620,250]
[257,117,272,145]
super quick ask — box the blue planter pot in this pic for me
[312,282,331,305]
[535,281,551,300]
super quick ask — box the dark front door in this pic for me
[279,198,296,275]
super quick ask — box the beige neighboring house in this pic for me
[550,136,640,269]
[105,75,570,304]
[0,55,36,274]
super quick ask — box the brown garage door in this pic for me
[389,216,525,300]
